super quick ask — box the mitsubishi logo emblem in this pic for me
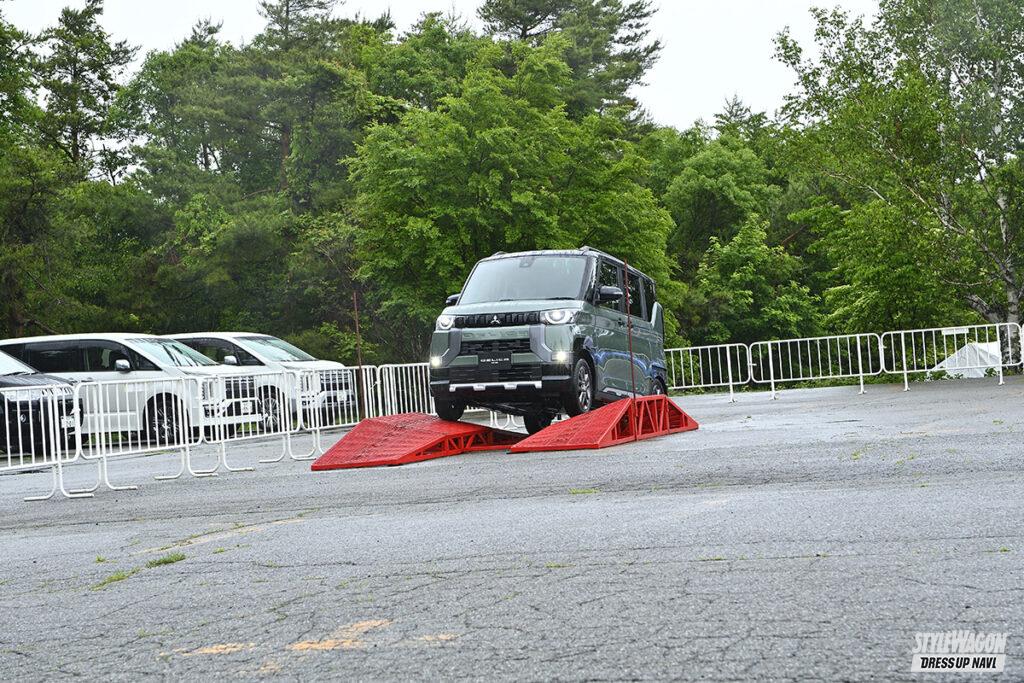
[490,315,501,325]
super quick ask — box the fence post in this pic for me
[768,342,777,400]
[856,336,865,395]
[726,347,735,403]
[996,325,1005,386]
[899,332,910,391]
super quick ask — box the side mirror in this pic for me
[114,359,131,373]
[223,355,239,366]
[598,285,623,303]
[445,293,460,306]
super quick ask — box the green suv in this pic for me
[428,247,667,433]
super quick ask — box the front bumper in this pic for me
[429,362,572,399]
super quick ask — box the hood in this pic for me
[443,299,584,317]
[179,365,275,377]
[277,359,346,372]
[0,373,73,389]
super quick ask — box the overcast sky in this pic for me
[4,0,879,130]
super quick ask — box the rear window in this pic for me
[22,345,84,373]
[642,278,656,321]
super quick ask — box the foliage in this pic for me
[1,0,1019,365]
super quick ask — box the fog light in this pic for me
[552,351,569,363]
[430,356,442,368]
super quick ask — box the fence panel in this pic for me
[881,324,1022,390]
[378,363,434,416]
[665,344,750,401]
[749,334,884,398]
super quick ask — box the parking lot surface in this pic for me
[1,378,1022,680]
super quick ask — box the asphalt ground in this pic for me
[1,377,1022,681]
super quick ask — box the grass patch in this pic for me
[698,556,726,562]
[850,451,862,461]
[544,562,572,569]
[92,569,139,590]
[95,556,107,563]
[569,488,599,495]
[146,552,185,568]
[213,547,227,554]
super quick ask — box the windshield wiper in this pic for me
[546,296,576,300]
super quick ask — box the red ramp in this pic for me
[509,395,698,453]
[311,413,521,470]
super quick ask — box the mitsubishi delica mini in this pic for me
[428,247,667,434]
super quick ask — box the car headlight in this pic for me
[436,314,455,331]
[541,308,575,325]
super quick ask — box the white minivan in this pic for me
[168,332,353,422]
[0,334,264,441]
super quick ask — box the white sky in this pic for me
[3,0,879,130]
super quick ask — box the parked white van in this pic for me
[0,334,264,441]
[167,332,354,422]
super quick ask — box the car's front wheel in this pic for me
[434,399,465,422]
[523,412,553,435]
[562,357,594,417]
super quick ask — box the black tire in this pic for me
[259,388,284,433]
[562,357,595,417]
[145,396,184,445]
[650,377,666,396]
[434,399,466,422]
[523,412,553,435]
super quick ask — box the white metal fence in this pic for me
[4,322,1022,501]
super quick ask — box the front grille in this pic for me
[450,365,542,383]
[455,312,540,328]
[225,376,256,399]
[460,338,532,355]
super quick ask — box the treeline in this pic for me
[1,0,1020,363]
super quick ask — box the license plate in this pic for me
[60,416,76,428]
[478,352,512,370]
[240,400,254,414]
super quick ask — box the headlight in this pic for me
[541,308,575,325]
[436,315,455,331]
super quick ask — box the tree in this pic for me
[776,1,1024,324]
[478,0,661,117]
[662,137,779,276]
[35,0,136,177]
[350,41,676,350]
[690,218,820,344]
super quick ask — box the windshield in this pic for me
[130,338,218,367]
[0,350,37,375]
[237,336,317,362]
[459,255,587,305]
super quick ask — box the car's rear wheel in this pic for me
[434,399,465,422]
[650,377,666,395]
[562,357,594,417]
[523,412,553,435]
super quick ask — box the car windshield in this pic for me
[459,255,587,305]
[0,350,36,375]
[129,338,218,367]
[237,336,317,362]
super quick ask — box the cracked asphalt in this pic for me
[1,378,1022,681]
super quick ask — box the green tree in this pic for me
[662,136,779,276]
[350,40,676,350]
[479,0,661,117]
[777,1,1024,324]
[35,0,136,177]
[690,218,820,344]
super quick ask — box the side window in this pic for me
[642,278,656,321]
[625,270,643,319]
[82,341,132,371]
[231,344,262,366]
[24,343,84,373]
[597,261,623,312]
